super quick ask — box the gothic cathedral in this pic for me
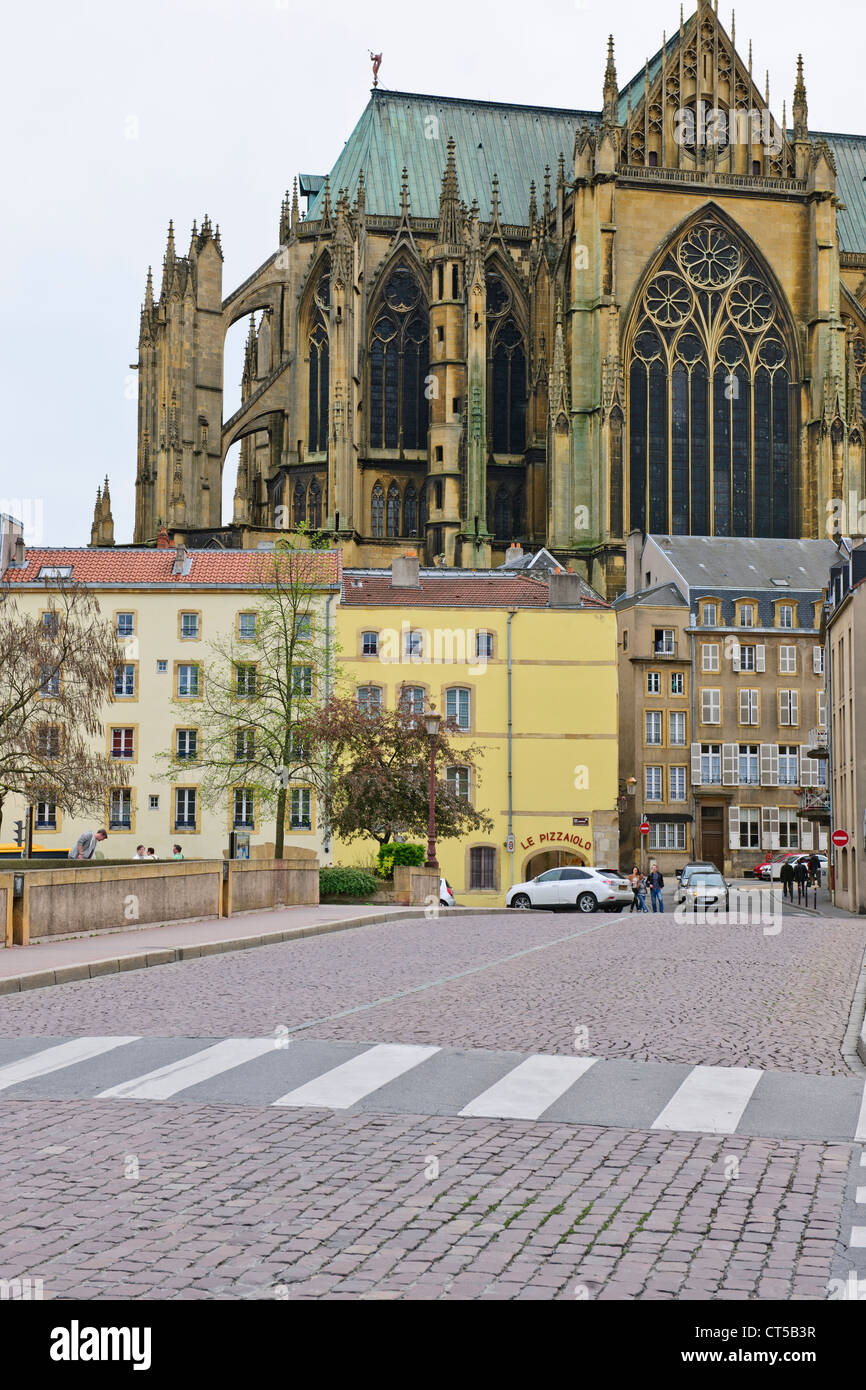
[129,2,866,598]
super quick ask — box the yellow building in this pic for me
[335,554,619,906]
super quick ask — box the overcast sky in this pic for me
[2,0,863,548]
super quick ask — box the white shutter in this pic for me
[739,688,749,724]
[761,805,773,849]
[690,743,702,785]
[722,743,738,785]
[813,645,824,674]
[818,690,827,727]
[779,690,789,725]
[760,743,778,786]
[790,690,799,726]
[749,690,759,725]
[728,805,740,849]
[800,750,815,788]
[801,823,814,850]
[769,806,780,849]
[756,644,765,672]
[731,642,741,673]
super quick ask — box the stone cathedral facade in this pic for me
[129,2,866,598]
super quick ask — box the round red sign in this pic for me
[831,829,849,848]
[639,821,651,836]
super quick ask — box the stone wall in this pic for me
[223,852,319,916]
[18,862,223,944]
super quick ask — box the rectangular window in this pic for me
[34,800,57,830]
[653,628,675,654]
[738,688,759,726]
[294,615,312,642]
[116,612,134,637]
[174,787,197,830]
[401,686,425,716]
[469,846,496,889]
[361,631,379,657]
[109,788,132,830]
[233,788,255,829]
[177,664,199,698]
[180,612,200,640]
[669,711,686,746]
[289,787,312,830]
[476,631,493,659]
[778,744,799,786]
[779,689,799,726]
[40,666,61,697]
[235,728,255,761]
[446,766,471,800]
[645,766,663,802]
[739,605,755,628]
[738,807,760,849]
[670,672,685,696]
[235,664,257,698]
[237,612,257,641]
[357,685,382,714]
[649,822,686,851]
[646,671,661,695]
[149,795,159,810]
[738,744,759,785]
[779,604,794,629]
[669,766,687,802]
[292,665,313,699]
[37,725,60,759]
[446,687,471,730]
[778,809,799,849]
[779,645,797,674]
[114,664,135,697]
[42,611,60,636]
[701,643,720,672]
[645,711,663,745]
[700,689,721,724]
[157,660,168,674]
[700,744,721,785]
[739,645,756,671]
[404,630,424,659]
[110,727,135,760]
[176,728,198,761]
[701,602,718,626]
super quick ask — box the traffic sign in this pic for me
[505,834,515,854]
[639,821,650,836]
[831,829,849,848]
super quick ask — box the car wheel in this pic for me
[511,893,532,910]
[576,892,598,913]
[440,899,450,907]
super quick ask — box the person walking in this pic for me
[808,852,821,887]
[68,828,107,860]
[779,857,795,902]
[794,858,808,903]
[635,871,649,913]
[648,862,665,913]
[629,866,642,912]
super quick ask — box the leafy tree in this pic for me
[0,580,129,838]
[157,540,339,857]
[299,694,493,847]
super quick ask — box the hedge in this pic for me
[376,842,426,879]
[319,866,379,898]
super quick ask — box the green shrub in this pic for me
[376,842,425,879]
[319,866,379,898]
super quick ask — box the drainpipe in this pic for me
[323,592,335,862]
[689,613,697,860]
[507,609,516,888]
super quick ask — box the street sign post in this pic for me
[639,821,650,835]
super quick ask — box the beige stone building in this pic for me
[826,542,866,912]
[615,534,839,876]
[112,6,866,600]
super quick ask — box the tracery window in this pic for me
[308,476,322,529]
[627,218,795,539]
[486,270,527,455]
[844,319,866,420]
[369,267,429,450]
[371,481,384,538]
[386,482,401,537]
[293,479,306,526]
[308,269,329,454]
[403,483,418,537]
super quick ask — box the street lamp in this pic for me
[424,708,442,870]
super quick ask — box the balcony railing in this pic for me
[805,727,829,759]
[797,789,831,821]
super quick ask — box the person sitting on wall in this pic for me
[134,844,147,859]
[172,844,184,860]
[144,847,157,860]
[68,828,107,860]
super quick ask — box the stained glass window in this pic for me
[487,271,526,455]
[308,270,329,453]
[369,268,429,450]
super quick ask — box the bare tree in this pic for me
[0,580,130,838]
[157,540,339,857]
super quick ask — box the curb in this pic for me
[841,939,866,1076]
[0,906,509,997]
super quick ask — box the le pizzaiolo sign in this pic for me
[520,819,592,853]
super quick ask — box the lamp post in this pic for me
[424,708,442,870]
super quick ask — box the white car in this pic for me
[675,870,730,912]
[440,877,456,907]
[507,866,633,913]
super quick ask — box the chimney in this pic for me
[625,528,644,595]
[505,541,524,566]
[12,535,26,567]
[156,527,171,549]
[172,543,189,575]
[548,572,584,608]
[391,551,421,588]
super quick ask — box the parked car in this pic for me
[792,853,827,882]
[675,870,730,912]
[764,852,805,882]
[440,878,456,907]
[754,851,798,881]
[507,866,633,913]
[677,861,718,886]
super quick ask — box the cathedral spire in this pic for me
[144,266,154,313]
[291,176,300,230]
[528,180,537,228]
[188,219,198,257]
[489,173,501,237]
[436,137,462,249]
[793,53,808,141]
[549,296,569,425]
[602,34,618,125]
[164,219,176,271]
[321,176,332,228]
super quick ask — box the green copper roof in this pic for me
[306,87,866,253]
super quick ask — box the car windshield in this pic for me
[692,873,725,887]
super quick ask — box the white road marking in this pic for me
[272,1043,439,1109]
[850,1228,866,1248]
[97,1039,275,1100]
[855,1187,866,1204]
[651,1065,763,1135]
[0,1038,139,1092]
[459,1054,598,1120]
[855,1082,866,1142]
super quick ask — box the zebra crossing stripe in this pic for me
[0,1038,139,1092]
[850,1228,866,1248]
[855,1082,866,1142]
[651,1065,763,1135]
[855,1188,866,1204]
[271,1043,439,1109]
[459,1055,598,1120]
[96,1039,276,1100]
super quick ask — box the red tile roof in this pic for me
[2,547,343,588]
[342,571,554,607]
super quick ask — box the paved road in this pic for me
[1,907,864,1300]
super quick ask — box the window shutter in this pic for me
[722,743,738,785]
[756,645,765,672]
[790,690,799,726]
[799,750,814,788]
[769,806,780,849]
[761,806,773,849]
[801,823,814,850]
[813,646,823,674]
[760,743,778,786]
[779,690,789,725]
[731,642,740,673]
[728,805,740,849]
[739,688,749,724]
[690,743,702,785]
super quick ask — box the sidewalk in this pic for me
[0,903,440,995]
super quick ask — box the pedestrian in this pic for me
[808,852,821,887]
[134,844,147,859]
[794,858,808,902]
[172,844,184,860]
[635,871,649,913]
[629,866,642,912]
[779,858,795,901]
[648,861,665,913]
[68,828,107,861]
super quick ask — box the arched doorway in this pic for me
[523,848,586,880]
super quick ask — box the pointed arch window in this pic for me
[486,270,527,455]
[369,267,429,451]
[386,482,401,537]
[371,482,384,538]
[293,479,307,526]
[403,483,418,537]
[308,476,322,529]
[627,218,795,539]
[308,269,329,454]
[493,487,511,539]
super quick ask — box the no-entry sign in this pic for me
[831,829,849,848]
[640,821,651,836]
